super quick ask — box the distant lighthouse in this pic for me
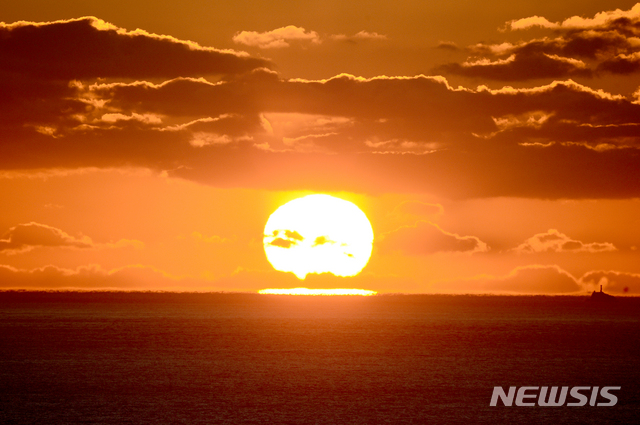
[590,283,615,302]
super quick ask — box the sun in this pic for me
[263,194,374,279]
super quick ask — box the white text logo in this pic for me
[490,386,620,407]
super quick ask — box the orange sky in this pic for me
[1,2,640,294]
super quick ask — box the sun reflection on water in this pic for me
[258,288,377,296]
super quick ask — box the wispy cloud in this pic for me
[234,26,388,48]
[506,4,640,30]
[513,229,617,253]
[378,221,489,255]
[0,222,142,255]
[233,26,320,48]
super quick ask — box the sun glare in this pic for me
[258,288,377,296]
[263,194,374,279]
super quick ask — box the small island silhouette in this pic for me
[589,285,616,302]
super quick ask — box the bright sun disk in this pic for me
[263,194,374,279]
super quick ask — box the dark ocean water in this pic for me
[0,292,638,424]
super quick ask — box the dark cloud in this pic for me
[597,54,640,75]
[0,17,270,162]
[378,221,488,255]
[92,73,639,149]
[2,17,640,199]
[0,17,270,81]
[560,31,632,60]
[435,4,640,81]
[435,51,593,81]
[3,74,640,199]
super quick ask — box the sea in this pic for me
[1,292,638,424]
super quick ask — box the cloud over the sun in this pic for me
[264,229,304,249]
